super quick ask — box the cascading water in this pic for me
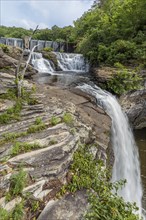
[31,52,55,74]
[31,52,89,74]
[77,83,144,217]
[54,52,89,72]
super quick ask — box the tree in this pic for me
[15,26,39,97]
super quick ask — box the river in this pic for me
[31,52,146,217]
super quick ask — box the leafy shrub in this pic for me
[8,169,27,198]
[43,47,53,52]
[62,112,74,126]
[107,63,142,95]
[0,43,9,53]
[107,40,137,65]
[50,116,61,126]
[62,144,141,220]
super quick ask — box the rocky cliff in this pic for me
[0,52,111,219]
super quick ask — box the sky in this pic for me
[0,0,94,29]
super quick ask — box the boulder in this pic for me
[38,190,88,220]
[120,89,146,129]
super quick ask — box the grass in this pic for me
[0,201,24,220]
[50,116,61,126]
[0,87,38,125]
[6,169,27,200]
[62,112,74,126]
[2,118,46,142]
[11,142,42,156]
[49,138,58,145]
[0,101,22,125]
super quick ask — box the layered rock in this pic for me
[0,73,111,219]
[120,89,146,129]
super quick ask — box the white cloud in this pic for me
[1,0,94,29]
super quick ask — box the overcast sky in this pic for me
[1,0,94,29]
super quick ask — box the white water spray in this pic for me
[78,83,144,216]
[31,52,55,74]
[54,52,89,72]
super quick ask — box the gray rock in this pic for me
[38,190,88,220]
[121,89,146,129]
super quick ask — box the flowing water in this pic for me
[31,52,145,218]
[77,83,144,216]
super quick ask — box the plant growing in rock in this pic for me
[50,116,61,126]
[62,112,74,126]
[108,63,142,95]
[60,144,142,220]
[15,25,39,98]
[6,169,27,200]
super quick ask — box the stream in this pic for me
[31,52,146,218]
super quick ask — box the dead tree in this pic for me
[15,25,39,97]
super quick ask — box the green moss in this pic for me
[11,142,42,156]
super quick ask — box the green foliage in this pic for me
[0,207,9,220]
[7,169,27,199]
[34,117,43,125]
[11,142,41,156]
[62,144,141,220]
[43,47,53,52]
[2,131,27,142]
[0,202,24,220]
[62,112,74,126]
[27,122,46,134]
[108,64,142,95]
[11,201,24,220]
[49,138,58,145]
[0,43,9,53]
[73,0,146,66]
[50,116,61,126]
[0,88,17,100]
[0,101,22,124]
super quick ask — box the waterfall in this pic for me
[31,52,89,74]
[54,52,89,72]
[77,83,144,217]
[31,52,55,74]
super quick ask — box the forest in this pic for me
[0,0,146,67]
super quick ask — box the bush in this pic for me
[43,47,53,52]
[0,43,9,53]
[106,40,137,65]
[61,144,141,220]
[7,169,27,199]
[107,63,142,95]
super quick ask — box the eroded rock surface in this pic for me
[0,73,111,219]
[120,89,146,129]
